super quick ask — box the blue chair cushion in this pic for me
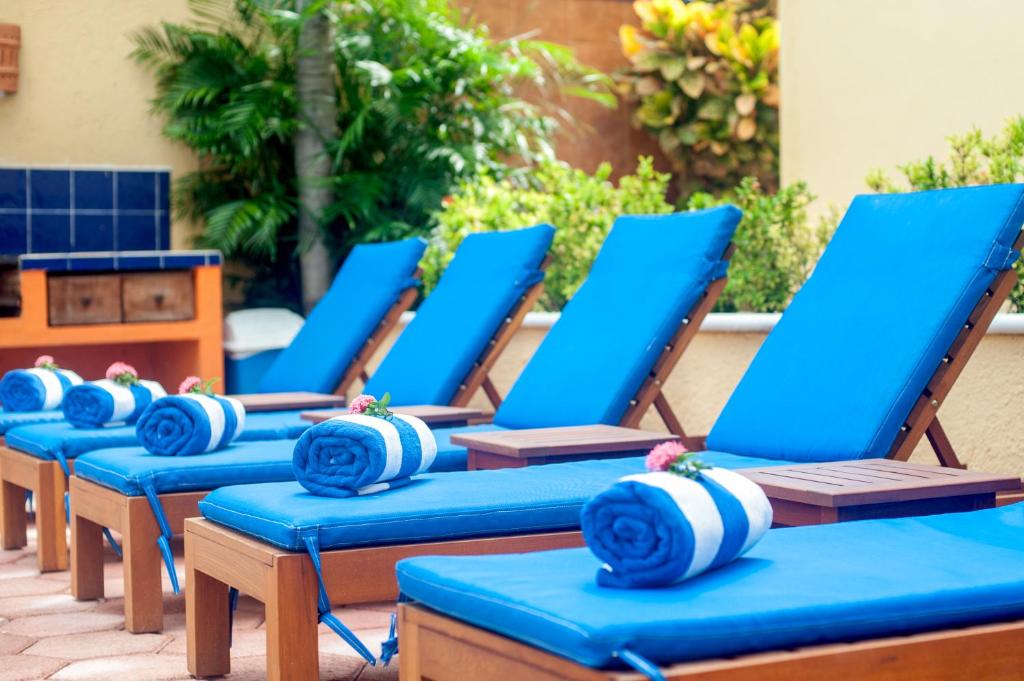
[5,410,310,462]
[0,409,64,435]
[708,185,1024,461]
[365,225,553,406]
[397,504,1024,669]
[495,208,740,429]
[259,237,426,393]
[74,439,298,495]
[199,451,787,551]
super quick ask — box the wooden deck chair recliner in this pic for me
[0,236,427,572]
[181,185,1024,680]
[65,224,555,630]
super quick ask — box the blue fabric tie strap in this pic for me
[0,368,83,412]
[983,242,1020,271]
[140,477,180,594]
[581,468,772,588]
[136,394,246,456]
[617,649,666,681]
[708,258,730,281]
[379,592,410,666]
[103,528,123,558]
[300,531,376,665]
[63,380,166,428]
[292,414,437,497]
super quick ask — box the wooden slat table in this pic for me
[456,425,677,470]
[739,459,1022,526]
[230,392,347,413]
[300,405,486,427]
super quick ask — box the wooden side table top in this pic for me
[455,425,677,470]
[301,405,486,426]
[739,458,1021,526]
[231,392,347,413]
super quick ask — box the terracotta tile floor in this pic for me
[0,525,399,680]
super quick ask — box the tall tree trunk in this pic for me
[295,0,338,313]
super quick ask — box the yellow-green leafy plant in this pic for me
[618,0,779,197]
[866,116,1024,311]
[424,158,674,310]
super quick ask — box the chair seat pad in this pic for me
[6,410,310,461]
[397,505,1024,669]
[73,438,298,496]
[0,409,64,435]
[199,451,789,551]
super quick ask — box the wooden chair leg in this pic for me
[265,555,320,681]
[398,605,422,681]
[35,463,67,572]
[0,477,27,550]
[186,535,230,678]
[70,508,105,600]
[122,498,166,633]
[926,417,966,469]
[481,376,503,410]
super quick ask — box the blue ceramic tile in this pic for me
[0,169,27,209]
[205,252,223,265]
[157,211,170,250]
[74,214,115,252]
[20,256,66,271]
[117,171,157,210]
[0,214,27,254]
[118,255,161,270]
[157,172,170,208]
[117,214,158,251]
[68,256,115,272]
[165,254,206,269]
[30,214,71,252]
[29,170,71,210]
[73,171,114,210]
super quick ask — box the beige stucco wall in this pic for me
[0,0,197,248]
[779,0,1024,211]
[363,317,1024,477]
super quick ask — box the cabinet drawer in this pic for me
[48,275,123,326]
[122,272,195,322]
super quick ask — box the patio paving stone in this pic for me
[0,611,125,638]
[0,654,66,681]
[24,630,170,660]
[0,634,35,655]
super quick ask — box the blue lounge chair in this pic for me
[182,185,1023,678]
[0,236,427,572]
[396,503,1024,681]
[67,224,555,631]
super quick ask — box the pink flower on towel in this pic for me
[178,376,203,395]
[646,441,688,472]
[349,394,376,414]
[34,355,57,370]
[106,362,139,386]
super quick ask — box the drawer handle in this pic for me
[81,296,92,309]
[154,293,165,307]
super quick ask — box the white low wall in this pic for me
[367,313,1024,476]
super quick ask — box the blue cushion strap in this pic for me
[62,469,122,558]
[140,477,180,595]
[103,528,123,558]
[616,648,666,681]
[983,242,1020,271]
[709,258,730,280]
[299,531,377,666]
[379,592,410,666]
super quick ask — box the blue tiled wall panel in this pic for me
[0,167,171,255]
[19,250,222,273]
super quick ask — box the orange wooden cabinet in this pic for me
[0,266,223,387]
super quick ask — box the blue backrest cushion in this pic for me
[259,237,426,393]
[495,208,741,429]
[707,185,1024,462]
[365,225,554,405]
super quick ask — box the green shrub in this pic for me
[617,0,779,198]
[688,178,831,312]
[424,158,674,310]
[866,116,1024,311]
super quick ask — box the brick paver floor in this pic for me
[0,525,399,680]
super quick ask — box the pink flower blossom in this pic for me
[178,376,202,395]
[645,440,688,472]
[34,355,55,368]
[106,362,138,382]
[349,394,376,414]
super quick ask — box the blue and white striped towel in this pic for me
[0,368,84,412]
[292,413,437,497]
[63,379,167,428]
[135,394,246,456]
[581,469,773,588]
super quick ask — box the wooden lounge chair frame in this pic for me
[0,276,422,574]
[398,603,1024,681]
[179,229,1023,678]
[64,262,552,632]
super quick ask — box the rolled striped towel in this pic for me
[135,394,246,456]
[581,469,772,588]
[292,414,437,497]
[0,368,83,412]
[63,380,167,428]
